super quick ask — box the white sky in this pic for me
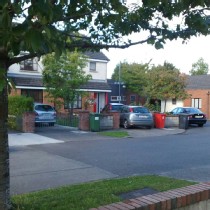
[103,35,210,79]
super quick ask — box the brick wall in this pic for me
[22,112,35,133]
[184,89,210,119]
[90,183,210,210]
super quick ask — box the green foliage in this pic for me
[8,95,34,116]
[12,175,195,210]
[8,95,34,130]
[111,62,149,96]
[42,51,92,120]
[145,62,189,102]
[189,57,209,75]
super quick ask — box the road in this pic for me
[10,122,210,195]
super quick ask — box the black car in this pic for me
[170,107,207,127]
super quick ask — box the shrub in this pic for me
[8,95,34,130]
[8,95,34,116]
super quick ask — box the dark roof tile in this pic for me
[186,75,210,89]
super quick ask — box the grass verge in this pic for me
[12,175,195,210]
[98,131,129,138]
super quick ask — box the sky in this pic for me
[103,35,210,79]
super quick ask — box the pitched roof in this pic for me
[9,76,111,91]
[84,51,109,61]
[186,74,210,89]
[80,81,111,91]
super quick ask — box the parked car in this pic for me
[101,103,124,113]
[170,107,207,127]
[120,105,154,129]
[34,103,56,126]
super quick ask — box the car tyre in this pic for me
[198,124,204,127]
[123,120,130,129]
[49,123,55,126]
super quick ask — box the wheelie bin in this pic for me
[179,114,189,129]
[153,112,166,129]
[89,113,100,132]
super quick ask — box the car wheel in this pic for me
[198,124,204,127]
[123,120,130,129]
[147,126,152,129]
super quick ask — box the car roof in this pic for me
[109,103,124,105]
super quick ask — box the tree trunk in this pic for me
[0,60,10,209]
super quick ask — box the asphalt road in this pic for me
[10,121,210,195]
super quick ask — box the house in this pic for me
[8,51,111,113]
[161,75,210,119]
[107,79,147,106]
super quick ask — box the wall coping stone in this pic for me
[90,183,210,210]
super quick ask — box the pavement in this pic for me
[9,126,185,195]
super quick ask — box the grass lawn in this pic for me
[12,175,195,210]
[98,130,129,138]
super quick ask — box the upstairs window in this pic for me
[89,62,96,72]
[20,58,38,71]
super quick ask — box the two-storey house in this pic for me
[8,51,111,113]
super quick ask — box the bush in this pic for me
[8,95,34,116]
[8,95,34,130]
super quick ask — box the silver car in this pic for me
[34,103,56,126]
[120,105,154,129]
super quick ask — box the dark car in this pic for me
[120,105,154,129]
[34,103,56,126]
[101,103,124,113]
[170,107,207,127]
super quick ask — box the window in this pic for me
[20,58,38,71]
[172,98,176,105]
[191,98,202,109]
[21,89,43,103]
[64,95,82,109]
[130,95,136,103]
[89,62,96,71]
[111,96,118,101]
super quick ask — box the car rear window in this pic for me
[35,105,54,111]
[132,107,149,113]
[112,105,123,111]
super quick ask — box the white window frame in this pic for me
[89,62,96,72]
[191,98,202,109]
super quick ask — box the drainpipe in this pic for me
[207,91,210,119]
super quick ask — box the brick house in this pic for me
[8,51,111,113]
[161,75,210,119]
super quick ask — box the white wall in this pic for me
[84,60,108,81]
[8,58,43,76]
[161,99,183,113]
[8,57,108,81]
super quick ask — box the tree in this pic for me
[1,1,210,209]
[42,51,92,121]
[190,57,209,75]
[145,62,188,112]
[112,62,149,96]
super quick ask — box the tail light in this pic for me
[188,115,193,119]
[109,104,112,110]
[129,107,133,112]
[203,114,206,119]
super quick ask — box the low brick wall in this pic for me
[90,183,210,210]
[22,112,35,133]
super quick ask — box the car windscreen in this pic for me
[35,105,54,112]
[133,107,149,113]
